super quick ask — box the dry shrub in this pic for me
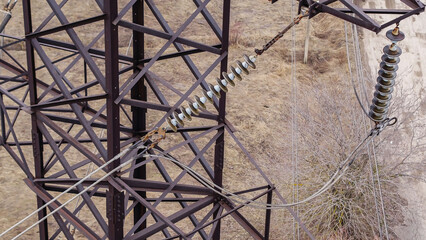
[229,20,244,46]
[291,79,411,239]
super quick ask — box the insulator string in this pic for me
[369,26,404,123]
[166,54,257,132]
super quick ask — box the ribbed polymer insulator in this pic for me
[368,27,405,122]
[166,54,257,132]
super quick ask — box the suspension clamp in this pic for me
[370,117,397,136]
[142,127,167,150]
[294,12,307,24]
[254,12,308,56]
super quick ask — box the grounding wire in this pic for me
[345,22,384,238]
[354,23,390,239]
[354,23,390,240]
[351,22,383,236]
[0,139,147,239]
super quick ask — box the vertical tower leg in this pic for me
[105,1,124,239]
[22,1,48,239]
[213,1,231,239]
[132,0,148,235]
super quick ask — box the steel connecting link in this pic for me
[369,25,405,123]
[0,0,17,32]
[166,54,257,132]
[255,12,308,56]
[142,127,167,150]
[161,14,308,134]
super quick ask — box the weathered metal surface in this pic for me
[0,1,315,239]
[271,0,425,33]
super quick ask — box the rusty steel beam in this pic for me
[104,1,125,238]
[297,0,426,33]
[24,179,101,240]
[0,1,316,239]
[115,0,213,103]
[121,98,218,121]
[22,1,49,239]
[131,0,148,235]
[212,1,230,239]
[26,14,106,39]
[117,20,221,55]
[169,187,274,240]
[127,195,216,240]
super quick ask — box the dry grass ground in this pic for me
[0,0,424,239]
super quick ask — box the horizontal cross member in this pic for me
[271,0,425,33]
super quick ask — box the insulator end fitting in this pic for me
[386,28,405,42]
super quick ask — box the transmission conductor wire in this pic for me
[345,22,384,239]
[146,129,380,210]
[0,140,146,239]
[10,144,147,240]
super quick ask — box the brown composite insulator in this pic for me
[369,26,405,122]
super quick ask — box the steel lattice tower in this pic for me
[0,0,312,239]
[0,0,424,239]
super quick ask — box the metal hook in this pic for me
[9,0,18,11]
[4,0,10,10]
[388,117,397,126]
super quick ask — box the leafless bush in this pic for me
[290,78,419,239]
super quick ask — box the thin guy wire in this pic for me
[372,138,390,240]
[8,112,384,237]
[290,0,300,238]
[351,22,384,239]
[120,33,134,214]
[352,24,390,240]
[0,140,146,239]
[352,23,386,239]
[345,22,384,239]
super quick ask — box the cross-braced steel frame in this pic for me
[1,0,425,239]
[272,0,425,33]
[0,0,314,239]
